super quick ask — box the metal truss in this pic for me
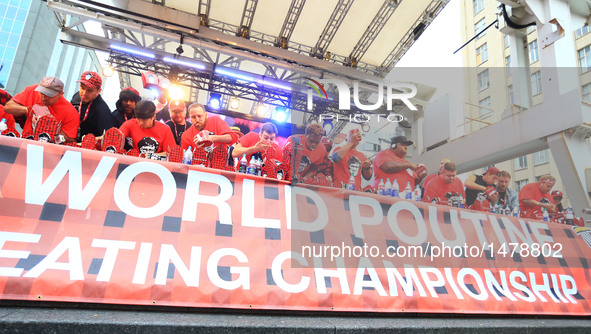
[347,0,399,67]
[238,0,259,39]
[198,0,211,27]
[380,0,449,75]
[312,0,354,58]
[275,0,306,49]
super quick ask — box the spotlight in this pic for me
[168,84,183,100]
[229,97,240,110]
[110,44,155,59]
[273,106,288,123]
[158,77,171,90]
[256,104,268,117]
[141,71,159,89]
[176,45,184,55]
[323,119,333,134]
[150,87,160,98]
[209,93,221,109]
[102,64,114,77]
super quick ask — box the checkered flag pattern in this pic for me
[191,147,208,166]
[34,114,61,142]
[264,146,276,161]
[276,162,290,181]
[81,133,97,150]
[261,161,277,179]
[21,129,34,140]
[210,145,228,170]
[2,127,20,138]
[102,128,125,152]
[127,148,140,157]
[167,145,183,163]
[0,89,12,105]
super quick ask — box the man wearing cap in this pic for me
[423,161,465,207]
[332,129,372,191]
[4,76,79,142]
[372,135,427,191]
[495,170,519,211]
[181,103,237,150]
[464,166,499,208]
[70,71,113,142]
[232,122,283,163]
[551,190,564,213]
[518,174,556,218]
[112,87,141,128]
[284,123,327,182]
[119,100,176,154]
[165,99,191,145]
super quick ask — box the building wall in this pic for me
[459,0,591,207]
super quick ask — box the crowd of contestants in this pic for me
[0,72,578,225]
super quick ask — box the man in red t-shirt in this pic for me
[423,162,465,207]
[232,122,283,162]
[181,103,237,150]
[5,76,79,142]
[119,100,176,154]
[372,135,427,191]
[422,158,452,191]
[284,123,327,183]
[518,174,556,219]
[332,129,372,190]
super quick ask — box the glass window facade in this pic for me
[0,0,31,88]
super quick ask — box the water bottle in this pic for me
[256,158,262,176]
[239,154,248,173]
[392,179,399,198]
[413,185,422,201]
[458,194,465,208]
[183,146,193,165]
[247,156,256,175]
[512,206,520,217]
[377,179,385,196]
[384,178,392,196]
[566,207,574,225]
[347,173,355,191]
[0,118,6,132]
[404,182,412,200]
[542,208,549,222]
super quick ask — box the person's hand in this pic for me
[485,186,498,202]
[254,139,271,152]
[416,163,428,178]
[541,202,556,212]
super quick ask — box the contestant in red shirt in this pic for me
[119,100,176,155]
[4,76,79,142]
[332,129,372,190]
[372,135,427,190]
[232,122,283,162]
[284,123,327,182]
[181,103,236,150]
[423,162,465,207]
[518,174,556,218]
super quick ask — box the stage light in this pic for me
[158,77,171,90]
[256,104,268,117]
[229,97,240,110]
[102,64,114,77]
[257,78,292,91]
[141,71,159,89]
[215,67,255,81]
[163,57,206,70]
[209,93,221,109]
[111,44,155,59]
[150,87,160,98]
[323,119,333,134]
[273,106,288,123]
[168,84,183,100]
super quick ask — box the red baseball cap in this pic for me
[77,71,102,89]
[551,190,563,198]
[484,166,500,176]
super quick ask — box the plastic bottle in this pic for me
[413,185,422,201]
[239,154,248,173]
[404,182,412,200]
[377,179,385,196]
[458,194,465,208]
[512,206,520,217]
[384,178,392,197]
[247,156,256,175]
[347,173,355,191]
[565,207,574,225]
[391,179,399,198]
[0,118,6,132]
[183,146,193,165]
[256,158,262,176]
[542,208,550,221]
